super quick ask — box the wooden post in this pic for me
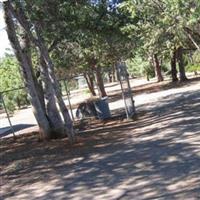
[63,80,74,121]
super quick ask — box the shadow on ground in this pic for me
[0,124,35,138]
[108,77,200,104]
[1,87,200,200]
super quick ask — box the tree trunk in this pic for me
[7,1,75,143]
[84,73,96,96]
[36,30,75,142]
[112,65,117,82]
[26,43,46,114]
[40,56,65,138]
[34,77,46,113]
[4,2,51,140]
[171,49,178,82]
[177,47,188,81]
[153,54,164,82]
[95,65,107,97]
[37,35,75,143]
[108,71,112,83]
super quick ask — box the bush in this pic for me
[127,56,151,77]
[186,64,200,72]
[0,55,29,112]
[127,56,156,80]
[185,50,200,73]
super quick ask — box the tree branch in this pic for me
[7,1,39,46]
[48,39,61,52]
[184,27,200,51]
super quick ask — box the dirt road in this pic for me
[1,76,199,137]
[1,78,200,199]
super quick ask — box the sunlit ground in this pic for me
[1,78,200,200]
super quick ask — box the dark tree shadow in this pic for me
[1,85,200,200]
[0,124,35,138]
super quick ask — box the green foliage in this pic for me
[186,50,200,72]
[83,88,90,95]
[127,56,155,78]
[21,0,134,78]
[9,0,200,87]
[0,55,28,112]
[186,64,200,72]
[121,0,200,58]
[192,51,200,64]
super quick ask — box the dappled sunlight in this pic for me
[1,0,200,198]
[1,84,200,199]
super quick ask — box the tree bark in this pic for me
[95,65,107,97]
[25,38,46,114]
[84,73,96,96]
[34,75,46,113]
[36,32,75,143]
[6,1,75,142]
[153,54,164,82]
[171,49,178,82]
[112,65,117,82]
[108,71,112,83]
[176,46,188,81]
[40,56,64,138]
[4,2,51,140]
